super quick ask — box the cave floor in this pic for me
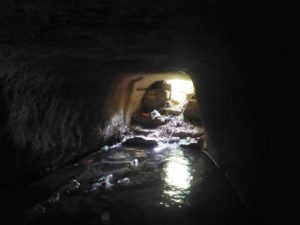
[3,137,250,225]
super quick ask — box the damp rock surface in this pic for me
[122,136,159,148]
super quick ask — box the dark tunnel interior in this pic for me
[0,1,298,225]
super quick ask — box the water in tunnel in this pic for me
[0,72,249,225]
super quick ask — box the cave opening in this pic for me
[2,71,248,225]
[100,71,205,153]
[129,74,202,134]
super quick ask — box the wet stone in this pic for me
[47,192,60,204]
[65,179,80,194]
[129,159,139,167]
[117,177,130,186]
[33,203,46,214]
[122,136,158,148]
[90,180,114,192]
[168,137,180,143]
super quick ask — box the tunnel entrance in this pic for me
[100,72,205,155]
[123,74,204,152]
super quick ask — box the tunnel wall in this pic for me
[0,57,127,185]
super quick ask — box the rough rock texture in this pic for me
[141,80,169,112]
[141,89,168,112]
[184,99,201,120]
[0,1,298,224]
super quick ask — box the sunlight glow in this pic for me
[167,79,194,103]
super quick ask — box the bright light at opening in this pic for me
[167,79,194,104]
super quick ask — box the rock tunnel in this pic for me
[0,1,297,225]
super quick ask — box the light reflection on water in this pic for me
[162,149,192,206]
